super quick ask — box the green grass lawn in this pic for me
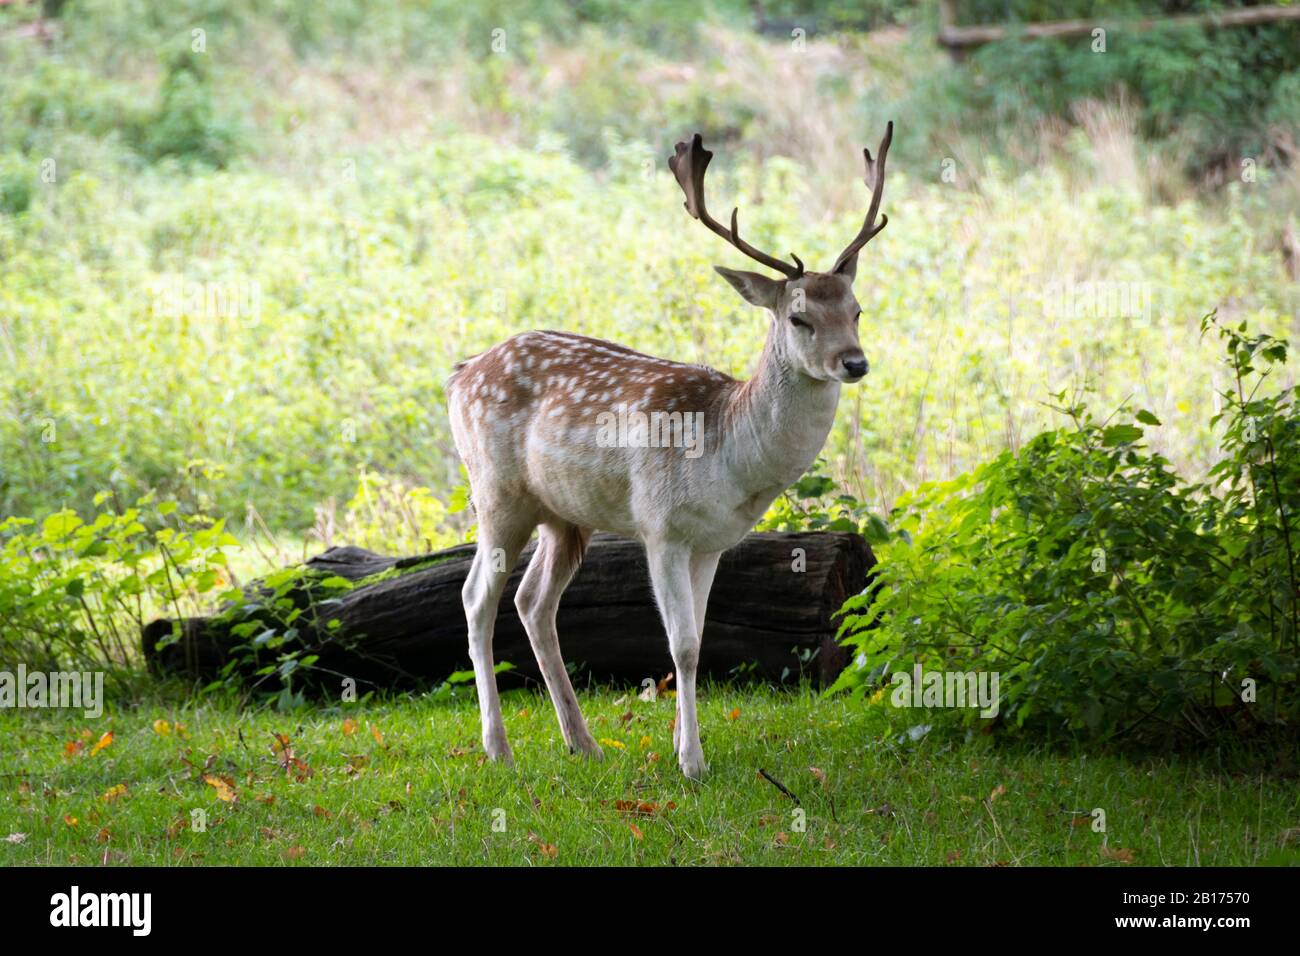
[2,685,1296,866]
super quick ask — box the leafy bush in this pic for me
[191,564,355,709]
[0,152,35,215]
[142,49,245,168]
[925,1,1300,175]
[0,494,236,695]
[832,315,1300,745]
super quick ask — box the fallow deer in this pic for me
[447,123,893,778]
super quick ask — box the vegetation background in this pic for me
[1,0,1298,865]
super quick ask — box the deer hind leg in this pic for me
[647,541,706,779]
[514,521,601,758]
[462,501,535,764]
[675,549,722,756]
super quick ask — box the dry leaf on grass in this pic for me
[528,832,558,858]
[203,775,236,802]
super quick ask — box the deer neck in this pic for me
[720,319,841,496]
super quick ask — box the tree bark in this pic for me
[142,532,873,693]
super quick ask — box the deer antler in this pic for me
[669,133,804,279]
[831,121,893,275]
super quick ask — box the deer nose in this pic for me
[842,357,869,380]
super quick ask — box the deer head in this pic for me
[668,122,893,384]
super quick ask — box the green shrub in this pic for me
[0,152,35,216]
[142,49,246,167]
[0,494,236,696]
[919,1,1300,174]
[832,314,1300,745]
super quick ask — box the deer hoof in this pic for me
[679,752,707,780]
[570,737,604,761]
[483,736,513,765]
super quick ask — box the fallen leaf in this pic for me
[100,784,128,802]
[989,784,1007,803]
[63,740,83,759]
[89,731,113,756]
[370,724,385,747]
[946,850,962,863]
[4,833,26,844]
[1100,845,1135,864]
[63,815,78,827]
[614,800,665,817]
[282,846,306,861]
[527,832,557,858]
[152,719,172,736]
[627,822,644,841]
[727,707,741,721]
[638,735,652,749]
[203,775,236,803]
[599,738,626,750]
[809,767,827,785]
[774,831,789,845]
[313,805,332,819]
[341,718,358,736]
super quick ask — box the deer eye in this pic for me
[854,310,862,324]
[789,315,811,332]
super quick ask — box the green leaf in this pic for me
[1101,424,1143,446]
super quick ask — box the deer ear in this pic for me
[714,267,783,310]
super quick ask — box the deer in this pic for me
[447,122,893,779]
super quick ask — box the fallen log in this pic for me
[937,0,1300,54]
[142,532,873,692]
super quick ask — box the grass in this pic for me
[3,685,1296,866]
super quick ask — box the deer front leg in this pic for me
[647,542,706,779]
[675,549,721,756]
